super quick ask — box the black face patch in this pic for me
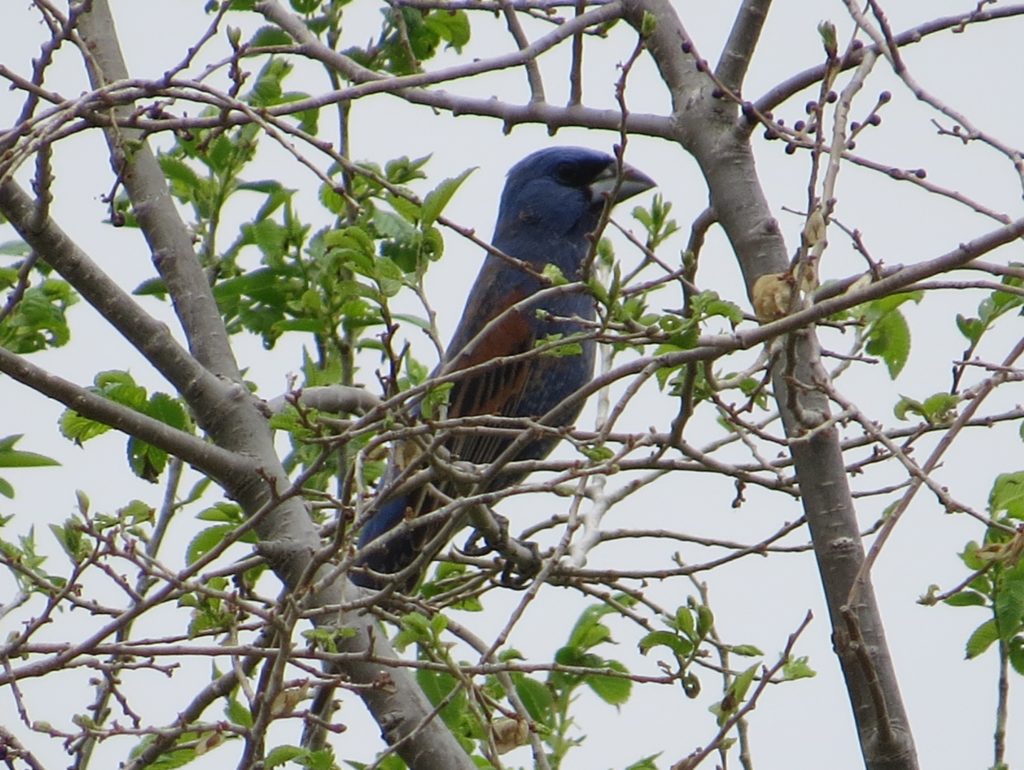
[554,157,611,189]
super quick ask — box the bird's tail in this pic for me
[352,491,447,591]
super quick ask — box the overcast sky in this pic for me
[3,2,1024,769]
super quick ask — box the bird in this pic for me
[353,146,655,591]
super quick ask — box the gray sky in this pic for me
[2,1,1023,769]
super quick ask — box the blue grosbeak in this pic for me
[354,147,654,590]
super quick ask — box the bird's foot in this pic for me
[461,510,542,589]
[462,511,509,556]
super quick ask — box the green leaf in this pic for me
[225,697,253,728]
[894,392,960,425]
[243,219,289,260]
[638,630,693,658]
[1010,636,1024,676]
[0,240,31,256]
[728,644,764,657]
[866,309,910,378]
[990,472,1024,519]
[185,524,255,565]
[640,10,658,37]
[373,209,418,242]
[961,540,986,571]
[127,437,166,483]
[864,290,924,316]
[159,156,204,204]
[385,154,431,185]
[567,600,631,651]
[729,663,758,705]
[538,333,583,358]
[186,526,230,565]
[420,382,454,420]
[956,313,984,343]
[415,668,470,733]
[944,591,987,608]
[95,370,147,409]
[133,277,168,297]
[50,518,89,563]
[673,606,696,637]
[265,745,306,768]
[696,605,714,638]
[920,392,960,424]
[625,754,662,770]
[197,502,245,524]
[421,167,475,227]
[129,737,197,770]
[512,674,553,723]
[690,291,744,326]
[249,25,292,47]
[996,569,1024,638]
[372,257,405,298]
[423,9,471,51]
[818,20,838,57]
[0,435,59,469]
[60,410,114,444]
[781,656,816,680]
[580,444,614,462]
[585,659,631,706]
[249,58,293,107]
[542,264,567,286]
[965,618,1000,659]
[394,612,432,650]
[0,276,77,353]
[389,194,422,224]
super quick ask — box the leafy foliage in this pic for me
[0,434,59,499]
[0,256,77,353]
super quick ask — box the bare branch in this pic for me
[715,0,772,93]
[754,4,1024,115]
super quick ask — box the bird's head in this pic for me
[493,146,656,249]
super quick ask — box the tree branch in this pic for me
[620,1,921,767]
[0,343,244,482]
[256,0,672,136]
[67,3,479,767]
[715,0,772,94]
[753,4,1024,115]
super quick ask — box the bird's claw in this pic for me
[462,512,510,556]
[498,541,542,589]
[461,514,542,588]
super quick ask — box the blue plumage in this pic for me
[354,147,654,590]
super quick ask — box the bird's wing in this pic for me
[443,292,538,468]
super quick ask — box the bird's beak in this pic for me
[590,161,656,205]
